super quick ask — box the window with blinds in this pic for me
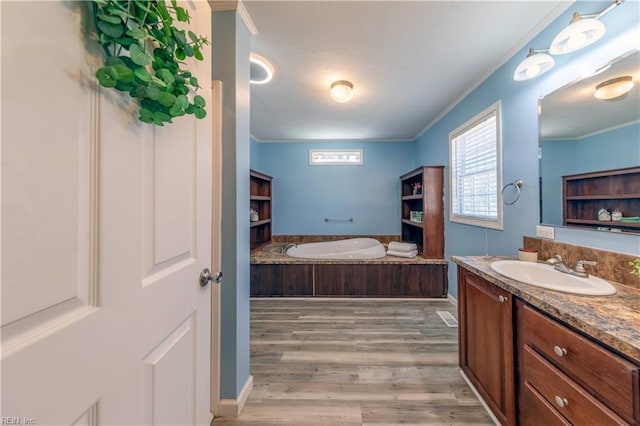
[449,101,503,230]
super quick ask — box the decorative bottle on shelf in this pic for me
[598,208,611,221]
[611,209,622,221]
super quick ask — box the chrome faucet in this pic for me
[280,243,296,254]
[545,255,572,273]
[545,255,597,278]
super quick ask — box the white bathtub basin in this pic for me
[286,238,386,260]
[490,260,616,296]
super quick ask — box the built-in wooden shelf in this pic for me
[402,219,424,228]
[562,166,640,235]
[250,170,273,250]
[565,218,640,229]
[250,218,272,227]
[400,165,444,259]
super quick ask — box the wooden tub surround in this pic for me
[250,242,448,298]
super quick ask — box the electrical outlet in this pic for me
[536,225,555,240]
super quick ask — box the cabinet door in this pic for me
[458,268,516,426]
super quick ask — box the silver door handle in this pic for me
[200,268,223,287]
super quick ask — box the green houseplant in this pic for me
[92,0,208,125]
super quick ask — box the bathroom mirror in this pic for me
[539,49,640,234]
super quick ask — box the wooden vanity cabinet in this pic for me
[517,300,640,425]
[458,267,516,426]
[459,266,640,425]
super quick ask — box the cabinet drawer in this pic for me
[520,381,570,426]
[522,345,628,425]
[518,301,638,420]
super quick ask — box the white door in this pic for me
[1,2,213,425]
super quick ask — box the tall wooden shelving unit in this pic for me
[400,165,444,259]
[562,166,640,233]
[250,169,273,250]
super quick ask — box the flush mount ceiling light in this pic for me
[513,48,555,81]
[594,76,634,100]
[330,80,354,103]
[550,0,622,55]
[250,53,274,85]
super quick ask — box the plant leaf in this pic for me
[175,6,188,22]
[188,31,199,44]
[158,92,177,107]
[126,28,146,39]
[194,107,206,119]
[97,21,125,38]
[175,47,186,60]
[193,47,203,61]
[189,76,199,88]
[154,111,172,122]
[97,13,121,24]
[156,68,175,85]
[134,67,152,82]
[145,85,161,100]
[193,95,205,108]
[176,95,188,108]
[105,56,125,66]
[113,64,135,83]
[130,43,152,66]
[96,67,117,88]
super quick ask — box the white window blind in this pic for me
[449,102,503,229]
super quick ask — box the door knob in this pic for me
[200,268,223,287]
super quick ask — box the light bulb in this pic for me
[567,31,587,49]
[526,64,541,78]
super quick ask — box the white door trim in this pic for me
[210,80,223,418]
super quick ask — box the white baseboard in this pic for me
[447,293,458,307]
[459,369,500,426]
[217,375,253,418]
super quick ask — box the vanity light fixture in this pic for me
[549,0,623,55]
[594,76,634,100]
[330,80,354,103]
[250,53,274,85]
[513,48,555,81]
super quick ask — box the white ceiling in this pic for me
[243,0,572,142]
[540,50,640,140]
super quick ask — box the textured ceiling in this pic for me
[244,1,571,142]
[540,50,640,140]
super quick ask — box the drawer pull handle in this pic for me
[498,295,507,303]
[553,345,567,357]
[554,396,569,408]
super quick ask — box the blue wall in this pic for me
[414,0,640,298]
[250,1,640,301]
[251,140,415,235]
[541,122,640,224]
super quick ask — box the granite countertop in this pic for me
[251,242,449,265]
[453,256,640,363]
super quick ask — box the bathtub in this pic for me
[286,237,386,260]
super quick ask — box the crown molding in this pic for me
[209,0,258,35]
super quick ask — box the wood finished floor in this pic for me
[214,298,494,426]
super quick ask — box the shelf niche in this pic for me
[250,169,273,250]
[563,166,640,234]
[400,165,444,259]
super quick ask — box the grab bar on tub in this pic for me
[324,217,354,222]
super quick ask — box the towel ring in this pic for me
[501,180,523,205]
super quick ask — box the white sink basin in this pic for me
[490,260,616,296]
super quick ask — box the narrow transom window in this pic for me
[449,101,503,230]
[309,149,363,165]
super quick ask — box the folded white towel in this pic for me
[386,250,418,258]
[388,242,418,252]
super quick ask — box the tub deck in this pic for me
[251,242,449,298]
